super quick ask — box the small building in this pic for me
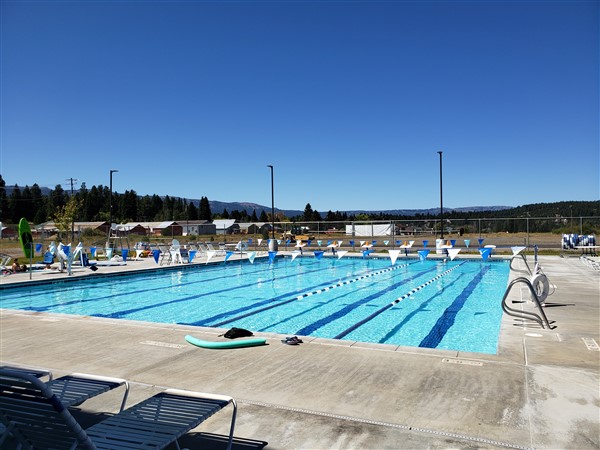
[212,219,240,235]
[139,221,183,237]
[34,221,110,238]
[116,223,148,236]
[238,222,271,235]
[0,224,17,239]
[179,220,216,236]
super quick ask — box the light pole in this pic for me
[108,169,119,241]
[438,151,444,240]
[267,165,277,251]
[66,177,78,241]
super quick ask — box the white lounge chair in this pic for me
[158,244,172,265]
[206,242,226,256]
[0,253,12,273]
[170,239,187,264]
[0,368,237,450]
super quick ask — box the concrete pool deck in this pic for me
[1,254,599,449]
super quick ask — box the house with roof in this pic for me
[115,223,148,236]
[212,219,240,235]
[34,221,109,238]
[179,220,216,236]
[238,222,271,235]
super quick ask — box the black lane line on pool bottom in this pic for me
[20,261,338,317]
[293,267,438,337]
[96,263,348,320]
[210,261,419,328]
[181,262,400,327]
[14,261,282,311]
[11,257,361,311]
[333,262,466,339]
[418,264,490,349]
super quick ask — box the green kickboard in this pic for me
[18,218,33,259]
[185,334,267,349]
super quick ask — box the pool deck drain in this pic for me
[1,254,598,449]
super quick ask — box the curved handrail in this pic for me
[509,253,533,276]
[501,277,553,329]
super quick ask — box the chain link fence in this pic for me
[269,216,600,252]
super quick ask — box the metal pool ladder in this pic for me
[503,253,554,329]
[501,277,553,329]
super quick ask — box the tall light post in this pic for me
[438,151,444,240]
[267,165,277,251]
[108,169,119,241]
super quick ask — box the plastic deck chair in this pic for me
[158,244,172,265]
[0,365,128,412]
[0,368,237,450]
[0,367,129,445]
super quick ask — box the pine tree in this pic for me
[0,175,7,223]
[303,203,314,222]
[31,184,46,223]
[21,186,34,221]
[8,185,22,223]
[199,197,212,220]
[188,202,198,220]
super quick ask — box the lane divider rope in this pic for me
[296,262,415,300]
[334,262,466,339]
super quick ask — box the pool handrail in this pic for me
[501,277,553,329]
[509,253,533,276]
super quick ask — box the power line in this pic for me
[65,178,79,196]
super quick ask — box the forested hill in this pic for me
[0,175,598,224]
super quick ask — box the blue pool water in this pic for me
[0,257,510,354]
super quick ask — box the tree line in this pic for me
[1,175,598,231]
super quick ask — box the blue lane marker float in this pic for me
[334,262,466,339]
[295,262,415,300]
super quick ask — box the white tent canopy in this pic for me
[345,224,393,237]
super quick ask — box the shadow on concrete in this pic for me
[0,408,269,450]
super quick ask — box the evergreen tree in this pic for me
[75,182,88,221]
[222,208,230,219]
[86,185,104,221]
[8,185,23,222]
[21,186,34,221]
[121,190,138,222]
[138,195,152,221]
[163,196,174,221]
[0,175,7,223]
[49,184,67,211]
[198,196,212,220]
[251,209,258,222]
[173,197,185,220]
[259,210,268,222]
[188,202,198,220]
[303,203,314,222]
[151,195,163,220]
[31,184,46,223]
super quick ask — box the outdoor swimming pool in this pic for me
[0,256,510,354]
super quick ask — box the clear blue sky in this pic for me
[1,0,598,213]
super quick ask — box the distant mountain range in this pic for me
[2,184,512,217]
[205,200,512,217]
